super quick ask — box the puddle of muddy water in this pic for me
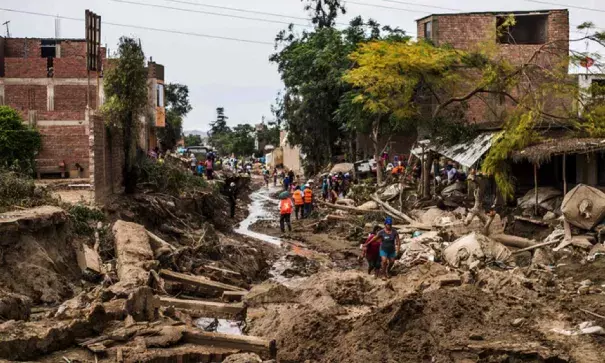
[194,317,243,335]
[234,186,282,245]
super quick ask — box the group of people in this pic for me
[361,216,401,280]
[190,152,215,180]
[278,179,314,233]
[321,172,351,204]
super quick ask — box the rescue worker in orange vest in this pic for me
[279,194,293,233]
[303,183,313,218]
[292,186,304,220]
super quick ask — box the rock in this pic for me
[511,318,525,327]
[543,211,557,221]
[335,198,355,207]
[469,333,484,341]
[223,353,263,363]
[357,201,379,211]
[0,291,31,321]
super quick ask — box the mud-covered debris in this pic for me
[223,352,263,363]
[0,290,31,321]
[552,321,605,336]
[245,282,300,307]
[443,232,511,269]
[281,253,320,278]
[357,201,378,211]
[562,184,605,230]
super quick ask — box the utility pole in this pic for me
[2,21,10,37]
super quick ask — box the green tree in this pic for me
[103,37,148,194]
[0,106,41,173]
[271,9,408,174]
[208,107,232,154]
[158,83,192,150]
[184,134,202,147]
[230,124,256,156]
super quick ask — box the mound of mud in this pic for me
[248,268,600,363]
[0,206,82,304]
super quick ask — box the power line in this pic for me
[160,0,311,22]
[111,0,313,28]
[382,0,461,12]
[525,0,605,13]
[0,7,274,45]
[345,1,429,14]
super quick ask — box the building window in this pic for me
[424,21,432,40]
[591,79,605,98]
[156,84,164,108]
[40,39,57,58]
[497,14,548,45]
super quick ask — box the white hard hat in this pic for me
[305,183,310,187]
[230,182,236,187]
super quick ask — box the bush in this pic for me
[0,169,55,212]
[138,158,207,195]
[0,106,42,174]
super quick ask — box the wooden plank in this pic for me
[159,297,245,319]
[204,265,241,277]
[159,269,246,295]
[183,330,277,359]
[222,291,247,302]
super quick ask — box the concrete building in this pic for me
[0,36,165,178]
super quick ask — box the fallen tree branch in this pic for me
[317,199,368,214]
[491,234,536,249]
[579,308,605,320]
[371,195,416,224]
[511,239,561,255]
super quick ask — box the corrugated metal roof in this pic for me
[411,132,496,168]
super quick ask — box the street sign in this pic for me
[85,10,101,71]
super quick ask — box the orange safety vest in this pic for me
[280,198,293,215]
[293,190,304,205]
[304,188,313,204]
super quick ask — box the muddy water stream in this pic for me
[234,186,282,245]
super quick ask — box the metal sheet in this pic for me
[411,133,495,168]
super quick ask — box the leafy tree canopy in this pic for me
[159,83,192,150]
[0,106,41,173]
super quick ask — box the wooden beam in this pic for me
[370,195,416,224]
[159,269,246,295]
[183,330,277,359]
[222,291,247,302]
[534,163,539,216]
[563,153,567,195]
[158,297,245,319]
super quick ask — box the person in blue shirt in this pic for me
[196,161,204,177]
[283,175,291,191]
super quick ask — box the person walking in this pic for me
[292,186,304,220]
[190,153,197,173]
[303,183,313,218]
[273,168,278,186]
[365,217,401,280]
[279,194,293,233]
[205,158,214,180]
[227,182,237,218]
[362,225,383,277]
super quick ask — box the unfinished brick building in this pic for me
[416,9,570,127]
[0,37,165,179]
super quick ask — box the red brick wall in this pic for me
[54,58,91,78]
[36,111,85,121]
[4,38,40,57]
[4,85,47,111]
[36,125,89,169]
[54,85,96,111]
[4,58,48,78]
[59,41,86,58]
[416,10,570,126]
[91,114,124,202]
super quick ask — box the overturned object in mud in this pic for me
[378,183,402,201]
[562,184,605,230]
[443,232,511,269]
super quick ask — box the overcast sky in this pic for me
[1,0,604,131]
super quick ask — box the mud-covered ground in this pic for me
[243,188,605,363]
